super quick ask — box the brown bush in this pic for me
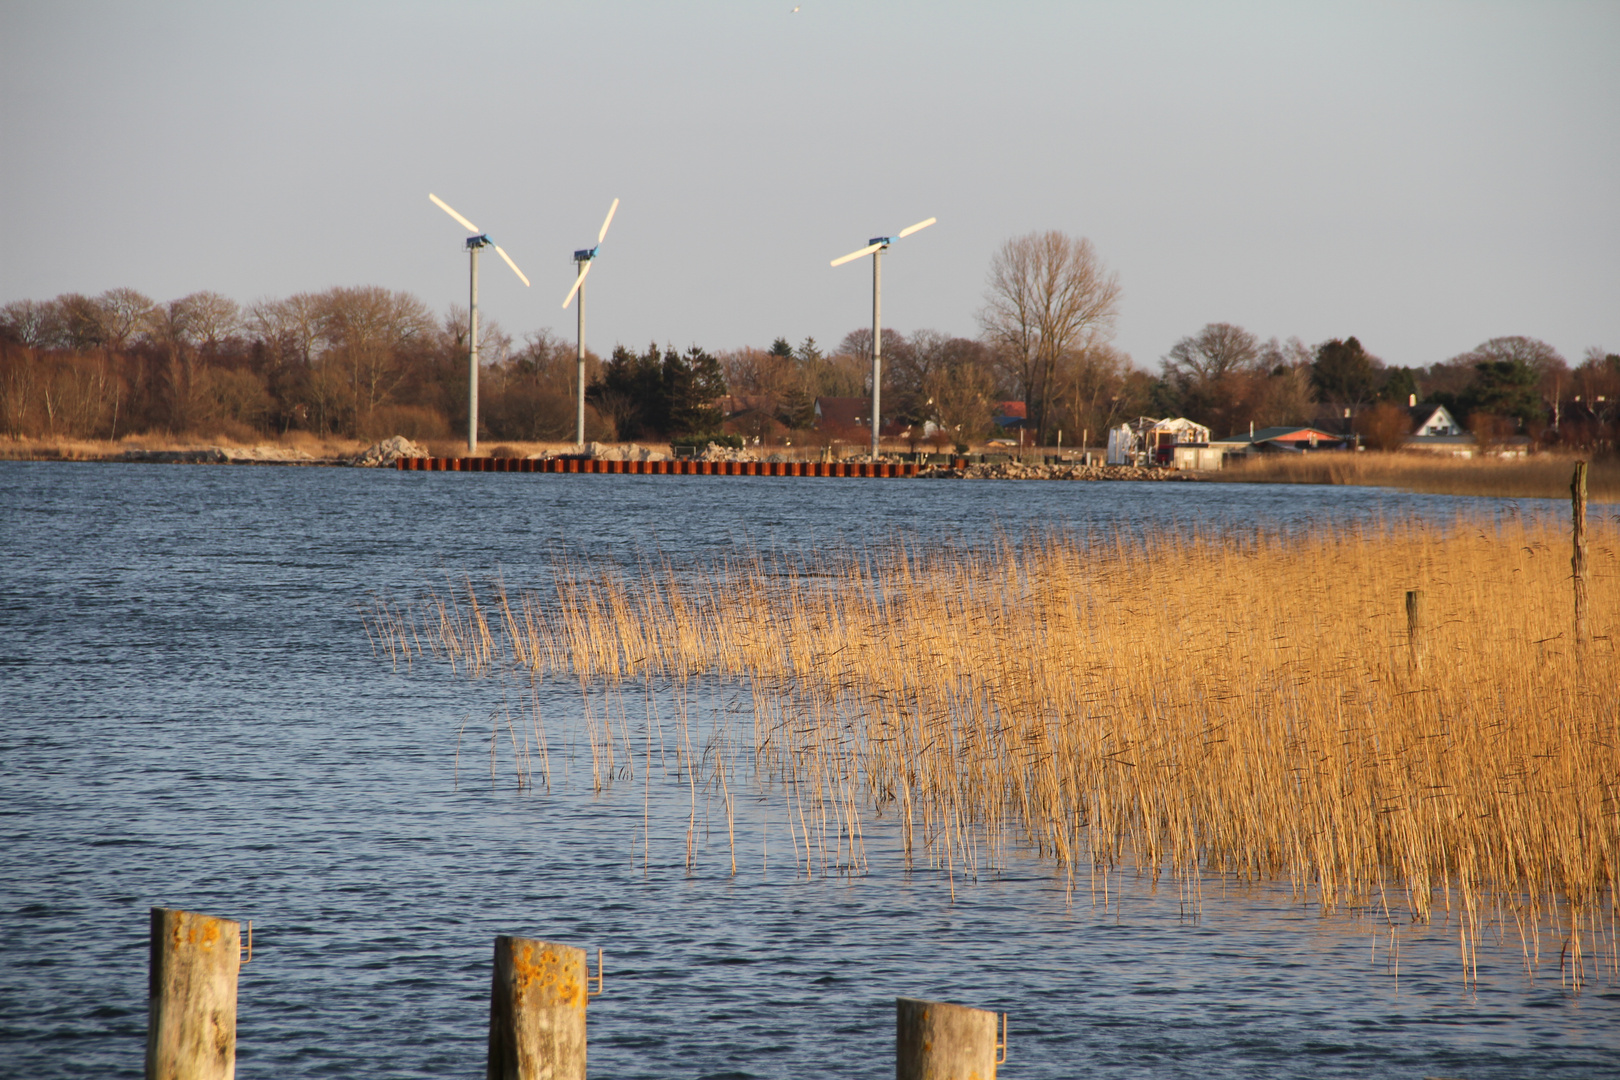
[1355,401,1412,451]
[357,404,450,441]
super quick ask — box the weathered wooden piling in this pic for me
[488,937,599,1080]
[896,997,1005,1080]
[146,906,241,1080]
[1572,460,1589,647]
[1405,588,1425,674]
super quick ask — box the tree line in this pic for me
[1154,322,1620,453]
[3,231,1616,453]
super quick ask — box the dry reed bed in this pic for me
[370,518,1619,983]
[1216,452,1620,501]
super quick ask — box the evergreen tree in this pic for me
[588,342,664,439]
[1380,366,1420,404]
[1311,337,1378,409]
[662,345,725,437]
[1468,358,1540,424]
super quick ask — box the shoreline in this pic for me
[0,436,1204,481]
[0,448,1203,481]
[4,437,1612,499]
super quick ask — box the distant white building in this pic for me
[1107,417,1212,465]
[1410,403,1462,436]
[1106,423,1138,465]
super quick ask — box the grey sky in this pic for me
[2,1,1616,372]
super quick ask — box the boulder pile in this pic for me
[920,461,1200,481]
[695,443,756,462]
[581,442,669,462]
[351,436,429,467]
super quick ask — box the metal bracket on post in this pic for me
[240,921,252,965]
[995,1012,1008,1066]
[587,947,604,998]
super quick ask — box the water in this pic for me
[2,461,1615,1078]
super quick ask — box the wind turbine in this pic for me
[429,193,530,456]
[561,198,620,447]
[830,217,936,458]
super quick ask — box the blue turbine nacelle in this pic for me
[466,234,493,250]
[573,246,599,262]
[869,236,894,247]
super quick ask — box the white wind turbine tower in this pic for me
[429,193,530,456]
[561,198,620,447]
[830,216,936,458]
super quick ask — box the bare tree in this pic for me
[54,294,107,351]
[248,293,326,366]
[1158,323,1277,436]
[1,299,56,348]
[978,231,1122,444]
[183,292,242,359]
[247,292,329,433]
[144,295,202,430]
[94,288,154,351]
[321,286,436,423]
[1049,342,1133,445]
[922,347,996,445]
[1162,323,1264,388]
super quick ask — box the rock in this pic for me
[120,448,230,464]
[695,443,756,462]
[351,436,429,467]
[582,442,668,462]
[915,462,1204,482]
[222,445,317,464]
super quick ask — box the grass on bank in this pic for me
[0,430,372,461]
[1215,451,1620,502]
[0,432,679,462]
[373,516,1619,985]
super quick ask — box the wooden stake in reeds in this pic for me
[1573,460,1589,648]
[1405,588,1425,675]
[488,937,599,1080]
[146,907,241,1080]
[896,997,1005,1080]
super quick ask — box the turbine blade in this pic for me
[494,245,530,287]
[429,193,479,234]
[830,242,882,267]
[561,260,594,309]
[597,198,620,244]
[897,216,937,239]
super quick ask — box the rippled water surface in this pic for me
[2,461,1616,1078]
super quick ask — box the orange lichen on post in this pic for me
[488,937,589,1080]
[146,907,241,1080]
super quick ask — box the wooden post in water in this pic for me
[1572,460,1589,648]
[488,937,598,1080]
[146,907,241,1080]
[896,997,1005,1080]
[1405,589,1425,675]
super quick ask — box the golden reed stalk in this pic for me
[369,516,1618,984]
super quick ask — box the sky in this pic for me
[2,1,1616,373]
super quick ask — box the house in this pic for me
[1400,401,1478,456]
[812,397,914,441]
[1106,417,1213,465]
[1410,402,1463,437]
[814,397,869,434]
[1213,425,1350,455]
[991,401,1027,430]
